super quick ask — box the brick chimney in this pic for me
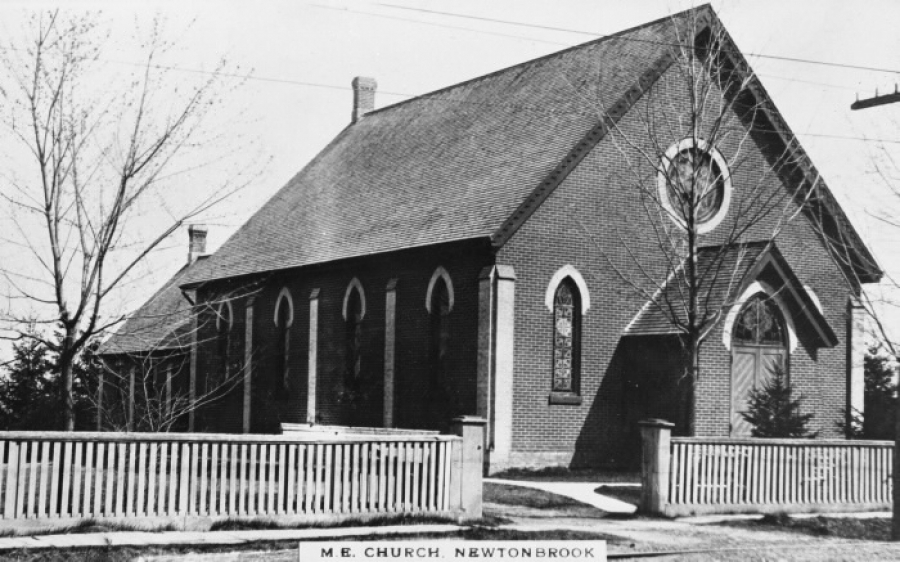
[187,225,208,265]
[351,76,377,123]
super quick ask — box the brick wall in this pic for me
[497,61,860,468]
[194,240,493,433]
[193,60,864,468]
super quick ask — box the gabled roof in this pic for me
[184,8,693,286]
[625,242,838,348]
[98,259,199,356]
[184,4,879,288]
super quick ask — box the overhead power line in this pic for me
[4,6,889,144]
[378,3,900,76]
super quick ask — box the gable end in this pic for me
[490,51,678,248]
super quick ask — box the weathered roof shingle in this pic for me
[98,261,198,356]
[184,10,687,285]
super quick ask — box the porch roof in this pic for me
[624,241,838,348]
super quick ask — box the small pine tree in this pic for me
[1,335,58,430]
[741,364,815,438]
[861,347,897,440]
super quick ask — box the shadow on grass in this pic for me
[491,467,638,483]
[594,484,641,506]
[484,483,589,510]
[0,519,178,538]
[210,512,467,532]
[723,513,891,541]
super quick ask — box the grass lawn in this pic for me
[491,466,638,483]
[726,513,892,541]
[484,482,589,510]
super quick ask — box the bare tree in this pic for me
[95,286,263,433]
[0,11,257,430]
[805,130,900,537]
[583,10,822,434]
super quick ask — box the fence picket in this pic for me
[387,443,396,511]
[3,442,17,518]
[126,442,136,516]
[267,445,276,515]
[304,445,320,513]
[199,443,208,516]
[37,442,50,519]
[135,443,147,516]
[256,444,266,515]
[147,443,157,517]
[230,444,239,516]
[209,443,219,516]
[360,443,369,513]
[168,443,179,517]
[13,442,26,519]
[25,442,38,518]
[403,443,412,511]
[370,442,379,512]
[319,444,328,514]
[70,442,83,517]
[276,444,285,515]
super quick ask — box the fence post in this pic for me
[639,418,674,516]
[450,416,486,521]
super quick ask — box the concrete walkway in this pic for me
[0,523,463,551]
[485,478,638,514]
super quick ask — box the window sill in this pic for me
[548,392,582,406]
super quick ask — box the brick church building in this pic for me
[102,6,880,471]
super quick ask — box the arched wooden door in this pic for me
[731,293,788,436]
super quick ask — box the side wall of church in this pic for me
[193,240,493,433]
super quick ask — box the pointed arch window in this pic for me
[429,274,452,391]
[274,288,294,391]
[733,294,786,346]
[552,278,582,397]
[215,300,234,391]
[343,279,366,382]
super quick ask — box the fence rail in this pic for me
[0,418,485,527]
[639,420,893,517]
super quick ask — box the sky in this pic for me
[1,0,899,350]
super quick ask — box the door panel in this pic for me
[731,349,757,436]
[760,349,785,383]
[732,346,787,436]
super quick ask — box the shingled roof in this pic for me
[625,242,837,347]
[184,4,879,287]
[98,260,198,356]
[184,9,695,285]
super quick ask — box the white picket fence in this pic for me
[0,425,482,526]
[639,420,893,516]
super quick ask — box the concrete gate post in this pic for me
[639,418,674,515]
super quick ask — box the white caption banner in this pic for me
[299,540,607,561]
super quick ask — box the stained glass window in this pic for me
[553,279,580,393]
[733,293,785,345]
[666,147,725,224]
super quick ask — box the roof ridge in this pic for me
[365,4,714,118]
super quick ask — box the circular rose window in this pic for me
[657,138,731,234]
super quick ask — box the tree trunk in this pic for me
[685,335,700,437]
[59,335,75,431]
